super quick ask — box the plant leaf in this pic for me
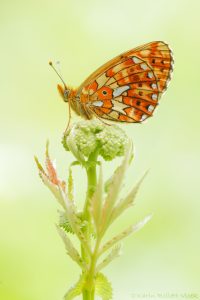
[35,148,66,209]
[68,165,74,201]
[34,155,45,173]
[104,143,133,194]
[57,226,86,270]
[67,160,81,202]
[60,188,91,256]
[66,130,85,164]
[95,273,112,300]
[96,244,121,272]
[99,215,152,256]
[64,274,86,300]
[109,172,148,225]
[45,148,59,185]
[59,210,74,234]
[39,172,66,209]
[100,142,133,235]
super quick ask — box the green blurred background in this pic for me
[0,0,200,299]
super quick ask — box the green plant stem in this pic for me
[83,150,99,219]
[82,150,99,300]
[82,289,95,300]
[82,237,102,300]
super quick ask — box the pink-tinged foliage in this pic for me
[35,141,66,191]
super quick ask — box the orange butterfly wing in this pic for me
[77,41,174,123]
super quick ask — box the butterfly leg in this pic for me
[64,98,72,134]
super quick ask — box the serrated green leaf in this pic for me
[67,160,81,202]
[59,210,94,237]
[60,188,91,256]
[35,145,67,209]
[64,274,86,300]
[104,174,113,194]
[109,171,148,225]
[57,226,86,269]
[96,244,121,272]
[34,155,45,173]
[40,172,66,209]
[95,273,112,300]
[68,166,74,201]
[104,145,133,194]
[59,210,74,234]
[100,142,133,235]
[99,215,152,256]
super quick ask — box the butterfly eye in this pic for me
[64,90,69,96]
[102,90,107,95]
[64,89,69,102]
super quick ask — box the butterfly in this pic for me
[50,41,174,125]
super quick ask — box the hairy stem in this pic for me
[84,150,99,219]
[82,150,99,300]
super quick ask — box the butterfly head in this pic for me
[57,84,70,102]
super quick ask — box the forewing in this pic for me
[77,41,174,123]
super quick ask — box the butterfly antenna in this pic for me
[49,61,67,89]
[49,61,72,133]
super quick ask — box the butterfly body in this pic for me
[58,85,93,119]
[57,41,174,123]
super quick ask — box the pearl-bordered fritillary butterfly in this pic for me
[50,41,174,124]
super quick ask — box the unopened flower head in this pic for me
[62,119,129,161]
